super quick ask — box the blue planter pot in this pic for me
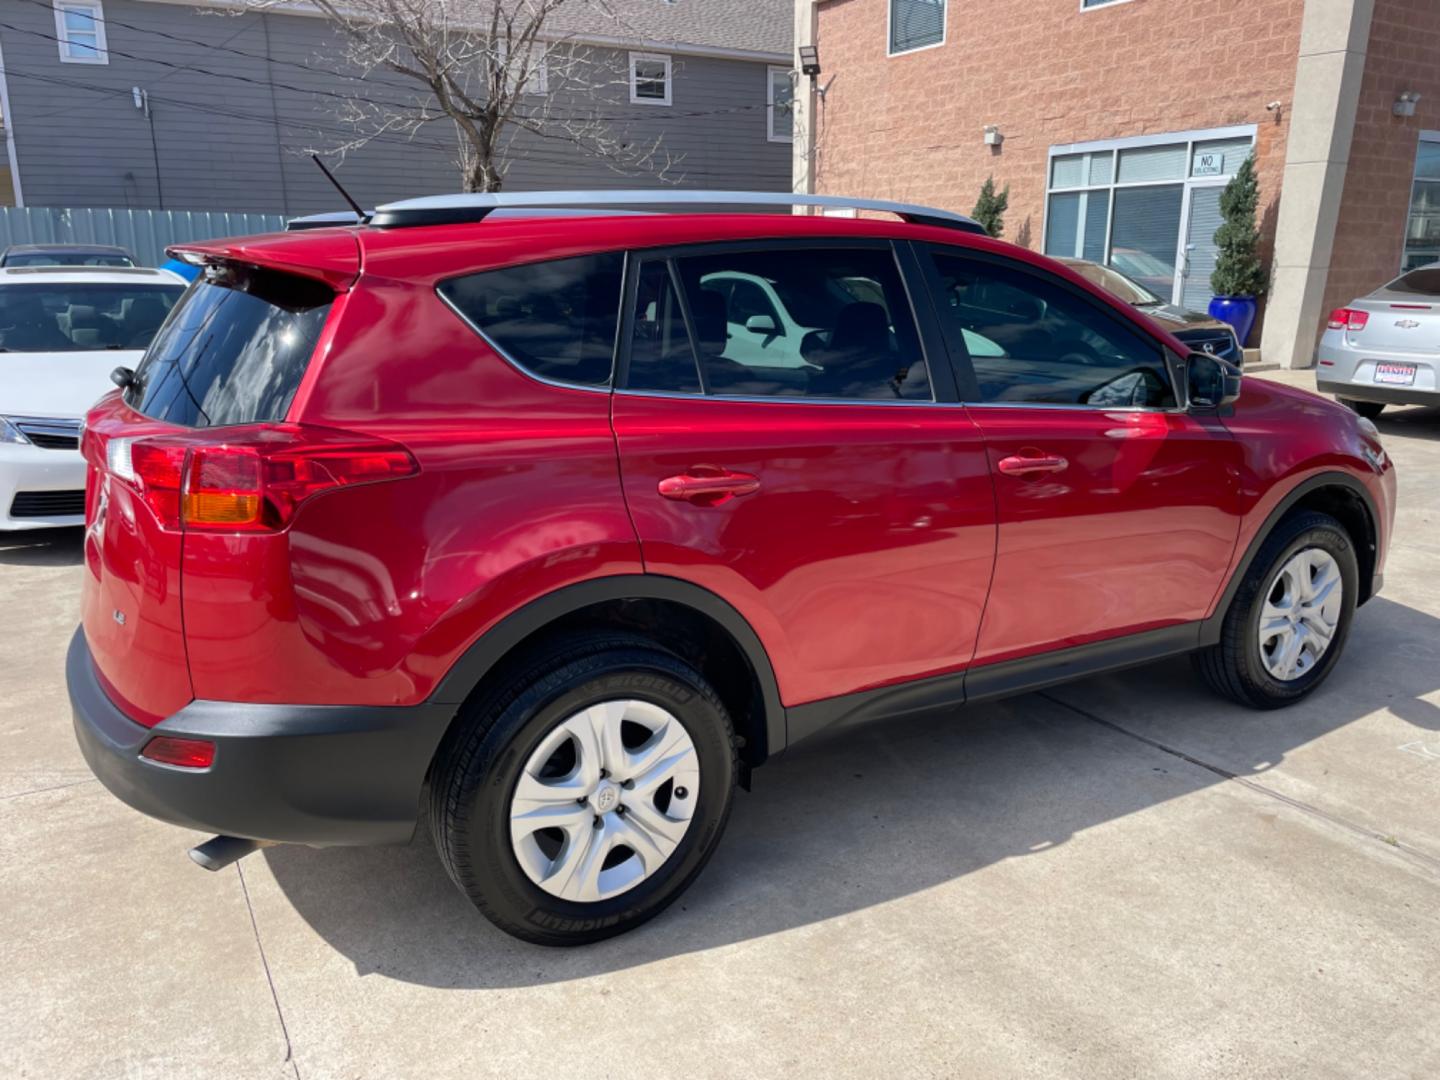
[1208,296,1258,349]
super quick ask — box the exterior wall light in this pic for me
[1395,92,1421,118]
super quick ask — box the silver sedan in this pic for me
[1318,263,1440,418]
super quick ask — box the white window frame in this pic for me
[499,42,547,96]
[53,0,108,65]
[767,65,794,144]
[1041,124,1257,306]
[888,0,947,58]
[629,52,671,107]
[1079,0,1138,11]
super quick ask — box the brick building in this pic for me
[792,0,1440,368]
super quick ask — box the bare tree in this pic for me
[247,0,670,192]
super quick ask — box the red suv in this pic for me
[68,192,1395,945]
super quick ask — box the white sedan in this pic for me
[0,266,185,529]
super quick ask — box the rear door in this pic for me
[922,245,1244,667]
[611,239,996,709]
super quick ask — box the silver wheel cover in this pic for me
[1258,547,1343,682]
[509,700,700,903]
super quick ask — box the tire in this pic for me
[429,632,737,946]
[1339,398,1385,420]
[1193,511,1359,709]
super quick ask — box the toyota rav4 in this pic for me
[67,192,1395,946]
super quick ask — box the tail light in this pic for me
[102,425,417,532]
[1327,308,1369,332]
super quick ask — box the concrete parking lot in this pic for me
[2,368,1437,1080]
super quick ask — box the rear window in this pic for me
[0,282,183,352]
[3,252,134,268]
[438,252,624,387]
[1386,265,1440,296]
[125,265,333,427]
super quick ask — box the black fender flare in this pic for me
[1199,470,1379,646]
[428,574,787,760]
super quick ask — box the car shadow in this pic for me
[1375,403,1440,442]
[263,594,1440,986]
[0,527,84,566]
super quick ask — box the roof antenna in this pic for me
[310,154,367,223]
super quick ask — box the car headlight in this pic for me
[0,417,30,445]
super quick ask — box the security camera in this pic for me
[1265,101,1282,112]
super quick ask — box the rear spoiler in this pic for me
[168,229,360,290]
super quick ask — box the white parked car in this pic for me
[1318,263,1440,418]
[0,266,185,529]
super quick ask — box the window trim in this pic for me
[628,52,672,107]
[1079,0,1139,11]
[920,242,1185,412]
[767,65,794,144]
[888,0,947,58]
[615,236,949,405]
[53,0,108,65]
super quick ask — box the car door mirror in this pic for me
[1186,351,1242,410]
[744,314,779,335]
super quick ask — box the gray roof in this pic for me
[456,0,791,58]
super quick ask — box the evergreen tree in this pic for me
[972,176,1010,239]
[1210,154,1267,297]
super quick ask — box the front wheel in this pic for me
[1339,397,1386,420]
[429,633,736,946]
[1193,511,1359,709]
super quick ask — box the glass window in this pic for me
[768,67,794,142]
[1043,190,1109,263]
[126,267,332,427]
[1191,138,1252,177]
[439,252,623,387]
[1050,154,1085,190]
[1088,151,1114,186]
[0,281,182,353]
[630,53,671,105]
[1109,185,1184,298]
[890,0,945,54]
[1117,144,1188,184]
[55,1,106,62]
[627,260,700,393]
[927,249,1174,409]
[625,246,931,402]
[1403,139,1440,271]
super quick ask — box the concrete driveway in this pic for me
[2,369,1437,1080]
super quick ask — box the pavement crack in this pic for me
[237,861,301,1080]
[1038,690,1440,876]
[0,778,97,801]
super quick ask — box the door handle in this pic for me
[657,468,761,505]
[997,453,1069,477]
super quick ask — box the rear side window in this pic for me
[625,245,931,401]
[126,265,333,427]
[439,252,624,387]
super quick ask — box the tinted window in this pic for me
[126,266,332,427]
[625,246,930,401]
[0,282,183,352]
[928,250,1175,408]
[3,252,134,268]
[1386,265,1440,296]
[439,252,623,387]
[627,260,700,393]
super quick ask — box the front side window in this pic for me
[629,53,671,105]
[54,0,107,63]
[768,66,794,142]
[626,246,930,402]
[0,282,182,352]
[928,249,1174,409]
[890,0,945,54]
[439,252,624,388]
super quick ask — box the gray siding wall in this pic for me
[0,0,790,213]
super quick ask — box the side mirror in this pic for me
[744,314,779,335]
[1186,352,1242,410]
[110,365,136,389]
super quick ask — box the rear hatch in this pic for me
[80,246,350,725]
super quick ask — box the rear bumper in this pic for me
[67,628,455,845]
[1317,379,1440,408]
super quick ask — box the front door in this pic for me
[1178,182,1227,310]
[611,240,997,708]
[923,245,1244,666]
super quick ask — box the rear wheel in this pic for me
[1193,511,1358,709]
[429,633,736,946]
[1339,397,1386,420]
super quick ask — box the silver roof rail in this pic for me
[367,190,985,234]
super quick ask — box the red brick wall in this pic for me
[812,0,1303,255]
[1326,0,1440,315]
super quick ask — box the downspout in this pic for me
[0,39,26,206]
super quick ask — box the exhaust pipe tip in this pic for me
[188,835,263,872]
